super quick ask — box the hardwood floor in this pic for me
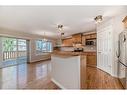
[0,60,123,89]
[0,60,59,89]
[86,66,123,89]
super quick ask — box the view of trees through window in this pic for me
[3,38,16,51]
[2,37,26,51]
[36,40,52,54]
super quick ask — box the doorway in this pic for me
[0,37,29,68]
[97,25,113,75]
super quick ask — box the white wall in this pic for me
[0,27,56,63]
[29,39,52,62]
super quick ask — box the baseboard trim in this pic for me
[51,78,66,89]
[97,66,112,76]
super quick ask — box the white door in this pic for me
[97,30,103,69]
[97,25,113,74]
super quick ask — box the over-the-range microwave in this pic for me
[85,39,96,46]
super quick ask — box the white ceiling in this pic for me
[0,6,126,39]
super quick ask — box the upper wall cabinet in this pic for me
[62,38,73,46]
[82,33,97,45]
[123,16,127,28]
[72,33,82,44]
[62,32,96,46]
[90,33,97,38]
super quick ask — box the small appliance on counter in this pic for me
[74,48,84,52]
[73,43,84,52]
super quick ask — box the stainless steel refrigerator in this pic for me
[117,29,127,89]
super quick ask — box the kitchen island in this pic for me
[51,51,87,89]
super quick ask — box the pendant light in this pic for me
[43,31,47,41]
[58,24,64,45]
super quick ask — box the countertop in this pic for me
[52,51,96,58]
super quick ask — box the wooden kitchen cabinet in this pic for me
[85,33,96,39]
[123,16,127,28]
[90,33,96,39]
[82,36,86,45]
[62,38,73,46]
[72,33,82,44]
[82,33,97,45]
[85,35,91,39]
[87,53,97,67]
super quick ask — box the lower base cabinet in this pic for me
[87,53,96,67]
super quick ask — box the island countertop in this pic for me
[52,51,96,57]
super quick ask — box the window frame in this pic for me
[36,39,53,55]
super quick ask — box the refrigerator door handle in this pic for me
[116,51,119,58]
[124,34,126,42]
[116,40,120,58]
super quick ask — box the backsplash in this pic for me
[83,46,96,52]
[60,47,74,51]
[60,46,96,52]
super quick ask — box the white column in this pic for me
[0,37,3,63]
[16,39,18,59]
[26,40,30,63]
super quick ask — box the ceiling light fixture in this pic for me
[43,31,47,41]
[57,24,64,46]
[57,24,64,35]
[94,15,103,23]
[58,24,63,31]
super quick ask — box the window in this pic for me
[2,37,17,51]
[36,40,52,54]
[2,38,27,52]
[18,39,27,51]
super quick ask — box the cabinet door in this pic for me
[62,39,67,46]
[85,35,91,39]
[87,55,96,66]
[68,39,73,46]
[72,34,82,43]
[90,34,97,39]
[62,38,72,46]
[82,36,86,45]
